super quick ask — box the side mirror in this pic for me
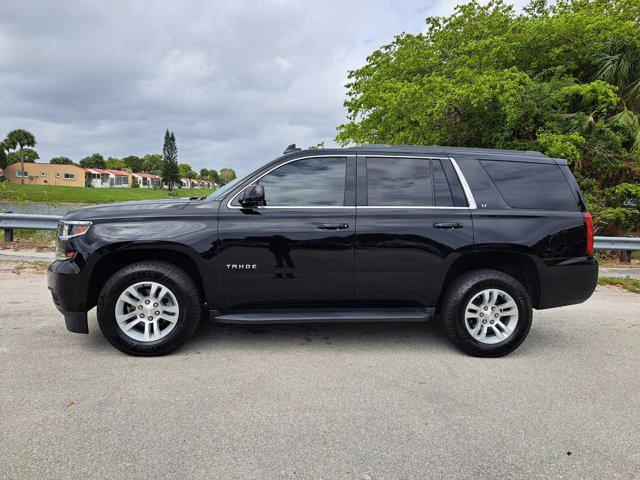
[240,185,265,207]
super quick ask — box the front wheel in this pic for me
[97,261,202,356]
[440,269,532,357]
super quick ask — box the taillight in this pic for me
[583,212,594,255]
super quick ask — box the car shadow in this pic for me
[182,317,452,354]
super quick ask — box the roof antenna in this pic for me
[284,144,301,154]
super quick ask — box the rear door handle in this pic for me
[433,222,463,230]
[318,223,349,230]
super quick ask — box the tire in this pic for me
[97,261,202,356]
[440,269,532,357]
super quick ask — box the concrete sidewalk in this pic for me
[0,249,54,262]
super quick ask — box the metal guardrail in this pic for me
[593,236,640,251]
[0,213,61,241]
[0,212,639,258]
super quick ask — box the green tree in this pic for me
[208,168,220,184]
[142,154,163,174]
[0,141,8,169]
[199,168,209,180]
[106,157,126,170]
[122,155,144,172]
[50,156,74,165]
[79,153,106,169]
[5,129,37,184]
[161,130,180,190]
[219,168,236,185]
[336,0,640,235]
[7,148,39,164]
[179,163,197,179]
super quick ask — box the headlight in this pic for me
[57,220,92,240]
[56,220,92,260]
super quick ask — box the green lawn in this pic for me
[0,183,215,204]
[598,276,640,293]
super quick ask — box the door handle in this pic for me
[318,223,349,230]
[433,222,463,230]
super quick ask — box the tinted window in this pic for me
[257,157,346,206]
[481,160,578,210]
[432,159,454,207]
[367,157,433,206]
[441,159,468,207]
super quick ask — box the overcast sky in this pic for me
[0,0,528,176]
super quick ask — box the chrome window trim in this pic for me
[359,206,470,210]
[226,154,355,209]
[225,153,477,210]
[363,154,476,209]
[449,156,477,209]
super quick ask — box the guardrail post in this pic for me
[3,228,14,242]
[619,249,632,264]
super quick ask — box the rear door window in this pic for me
[365,157,433,206]
[480,160,579,210]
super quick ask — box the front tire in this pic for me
[97,261,202,356]
[440,269,532,357]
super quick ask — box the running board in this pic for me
[211,307,434,324]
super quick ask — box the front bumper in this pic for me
[47,258,89,334]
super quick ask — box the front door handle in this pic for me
[433,222,463,230]
[318,223,349,230]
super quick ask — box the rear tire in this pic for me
[440,269,532,357]
[97,261,202,356]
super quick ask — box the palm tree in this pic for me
[5,129,37,184]
[595,37,640,150]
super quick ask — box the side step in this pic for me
[211,307,434,324]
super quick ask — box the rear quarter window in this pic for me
[480,160,579,211]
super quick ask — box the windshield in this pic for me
[206,174,249,201]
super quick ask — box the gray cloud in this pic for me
[0,0,528,175]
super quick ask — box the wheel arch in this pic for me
[440,251,541,309]
[86,245,207,310]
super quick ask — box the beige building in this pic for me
[4,162,86,187]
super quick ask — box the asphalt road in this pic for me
[1,262,639,480]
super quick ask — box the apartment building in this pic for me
[4,162,86,187]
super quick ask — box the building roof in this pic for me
[133,172,161,179]
[85,168,130,176]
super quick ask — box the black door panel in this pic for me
[218,155,356,309]
[354,155,474,307]
[218,208,356,308]
[354,208,472,307]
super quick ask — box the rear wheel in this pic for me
[97,261,202,356]
[440,269,532,357]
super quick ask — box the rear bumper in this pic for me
[537,257,598,309]
[47,258,89,334]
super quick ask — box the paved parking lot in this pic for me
[1,261,639,480]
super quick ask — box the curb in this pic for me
[0,249,55,262]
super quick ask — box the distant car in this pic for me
[48,144,597,357]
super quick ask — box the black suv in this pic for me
[48,145,597,357]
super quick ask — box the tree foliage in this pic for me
[336,0,640,234]
[105,157,125,169]
[7,148,39,164]
[142,154,163,174]
[50,156,74,165]
[79,153,106,169]
[178,163,198,179]
[122,155,144,172]
[5,129,37,184]
[161,130,180,190]
[219,168,236,185]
